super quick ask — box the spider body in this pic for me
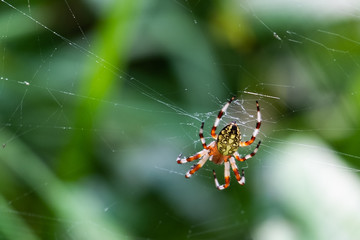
[177,97,262,190]
[217,122,241,156]
[208,142,223,165]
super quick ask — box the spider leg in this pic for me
[199,122,208,149]
[229,157,245,185]
[234,141,261,162]
[213,159,230,190]
[211,97,236,139]
[185,154,210,178]
[239,101,262,147]
[177,149,208,164]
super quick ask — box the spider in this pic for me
[177,97,262,190]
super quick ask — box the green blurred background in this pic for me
[1,0,360,239]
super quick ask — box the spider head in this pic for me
[216,122,241,156]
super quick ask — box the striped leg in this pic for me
[229,157,245,185]
[234,141,261,162]
[239,101,262,147]
[211,97,236,139]
[177,149,208,164]
[199,122,207,149]
[185,154,210,178]
[213,160,230,190]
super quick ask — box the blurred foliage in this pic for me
[0,0,360,239]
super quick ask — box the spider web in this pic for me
[0,0,360,239]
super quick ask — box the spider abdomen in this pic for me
[216,123,241,156]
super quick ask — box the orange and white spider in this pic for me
[177,97,262,190]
